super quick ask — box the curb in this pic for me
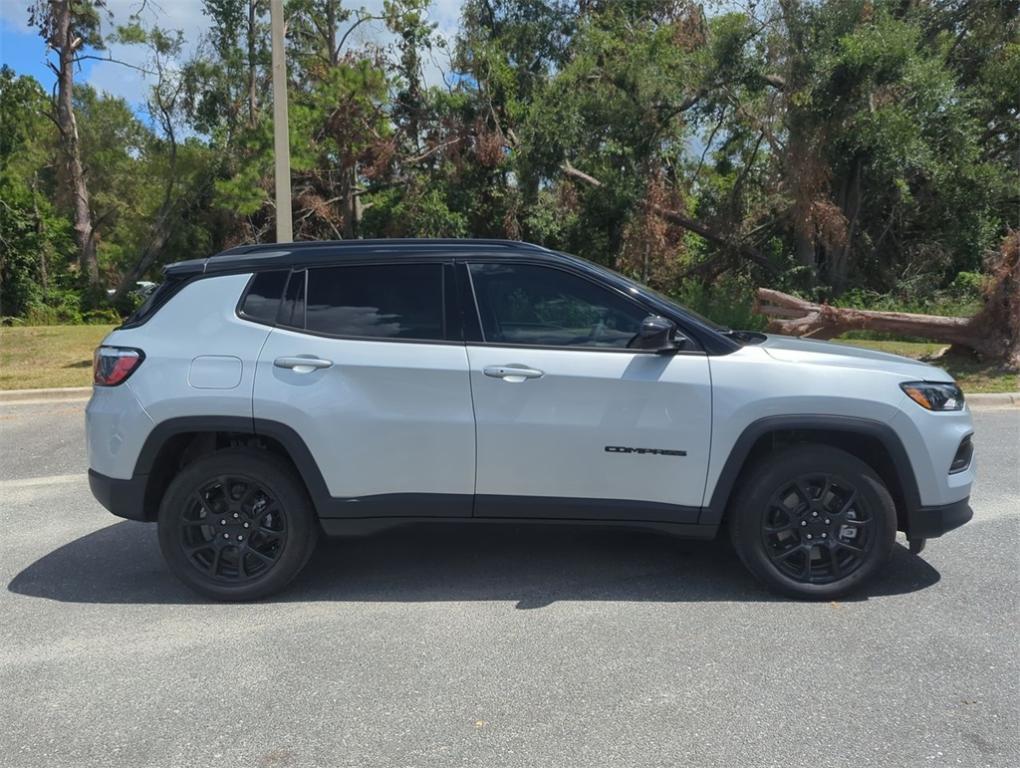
[965,392,1018,406]
[0,387,92,403]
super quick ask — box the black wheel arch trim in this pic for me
[132,415,335,519]
[701,414,922,526]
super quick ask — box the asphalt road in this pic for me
[1,400,1017,768]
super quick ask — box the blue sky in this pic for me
[0,0,463,117]
[1,14,86,92]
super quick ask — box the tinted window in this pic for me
[305,264,444,340]
[468,263,647,348]
[239,270,288,323]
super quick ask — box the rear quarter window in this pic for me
[238,270,289,324]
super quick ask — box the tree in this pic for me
[0,68,71,318]
[108,24,193,301]
[29,0,108,289]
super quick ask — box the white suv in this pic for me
[86,239,975,600]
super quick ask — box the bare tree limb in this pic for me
[335,13,384,57]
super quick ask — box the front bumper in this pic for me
[903,496,973,540]
[88,469,149,522]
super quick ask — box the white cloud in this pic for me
[0,2,34,34]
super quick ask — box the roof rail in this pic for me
[214,238,552,258]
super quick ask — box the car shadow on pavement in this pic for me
[8,520,941,607]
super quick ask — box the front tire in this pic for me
[728,444,896,599]
[157,448,319,601]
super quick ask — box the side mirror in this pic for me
[633,315,684,353]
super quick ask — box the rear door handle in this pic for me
[483,365,544,382]
[274,356,333,373]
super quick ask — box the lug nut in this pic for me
[800,521,807,527]
[812,511,818,517]
[824,518,830,524]
[821,533,828,539]
[806,534,813,540]
[243,522,249,528]
[223,533,229,539]
[237,535,244,541]
[219,520,226,526]
[233,513,239,519]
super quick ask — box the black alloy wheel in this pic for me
[760,473,873,585]
[729,444,896,599]
[158,448,318,601]
[179,475,288,583]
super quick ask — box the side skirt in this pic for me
[319,516,719,540]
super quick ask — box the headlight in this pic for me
[900,381,965,411]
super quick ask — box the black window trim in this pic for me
[275,268,308,330]
[461,258,706,355]
[268,259,459,346]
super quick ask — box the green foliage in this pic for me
[672,275,767,332]
[3,0,1017,333]
[0,67,77,320]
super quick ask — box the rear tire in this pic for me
[157,448,319,601]
[728,444,896,599]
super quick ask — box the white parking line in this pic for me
[0,398,90,407]
[0,474,87,489]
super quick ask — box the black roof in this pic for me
[165,238,560,277]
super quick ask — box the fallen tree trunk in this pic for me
[755,231,1020,368]
[755,288,975,343]
[755,285,1016,367]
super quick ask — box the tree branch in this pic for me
[73,54,156,76]
[335,14,384,58]
[560,161,776,274]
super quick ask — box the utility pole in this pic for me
[270,0,293,242]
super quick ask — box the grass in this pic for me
[0,324,116,390]
[0,324,1016,394]
[837,338,1019,394]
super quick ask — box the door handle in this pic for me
[483,365,544,381]
[274,356,333,373]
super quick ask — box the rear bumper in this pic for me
[88,469,149,522]
[904,497,973,540]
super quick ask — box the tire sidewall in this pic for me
[157,449,317,601]
[729,445,897,599]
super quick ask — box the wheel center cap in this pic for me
[217,516,249,539]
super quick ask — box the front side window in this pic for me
[305,263,444,340]
[468,263,648,348]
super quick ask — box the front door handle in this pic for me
[274,356,333,373]
[483,365,544,382]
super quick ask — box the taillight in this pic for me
[93,346,145,386]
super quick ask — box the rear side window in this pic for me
[305,264,445,340]
[238,270,288,324]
